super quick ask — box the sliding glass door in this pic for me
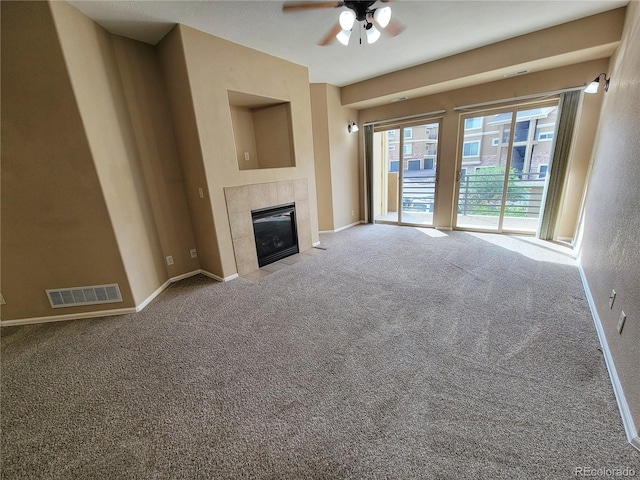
[455,103,559,233]
[373,121,440,227]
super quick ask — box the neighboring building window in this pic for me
[389,161,399,172]
[388,145,396,151]
[462,141,480,157]
[404,145,412,155]
[465,117,482,130]
[423,158,434,170]
[388,130,396,138]
[539,164,548,179]
[404,129,413,139]
[408,160,421,170]
[502,128,510,144]
[514,120,530,142]
[460,168,467,180]
[538,132,554,141]
[492,138,499,146]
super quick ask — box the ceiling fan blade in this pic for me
[318,23,343,46]
[283,2,343,12]
[384,18,405,37]
[370,12,405,39]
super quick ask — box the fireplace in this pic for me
[252,203,299,267]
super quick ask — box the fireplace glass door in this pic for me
[252,203,299,267]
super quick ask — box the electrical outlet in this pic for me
[608,289,616,309]
[617,311,626,334]
[244,152,250,161]
[190,249,198,258]
[198,187,204,199]
[166,255,174,266]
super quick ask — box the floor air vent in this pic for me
[46,284,122,309]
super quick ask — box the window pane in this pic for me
[463,141,479,157]
[514,120,530,142]
[465,117,482,130]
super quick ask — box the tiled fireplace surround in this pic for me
[224,179,313,276]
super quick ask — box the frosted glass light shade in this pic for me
[374,7,391,28]
[366,25,381,44]
[336,29,352,46]
[339,11,356,30]
[584,80,599,94]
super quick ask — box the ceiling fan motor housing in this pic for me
[344,1,378,22]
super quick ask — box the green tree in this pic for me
[460,166,529,217]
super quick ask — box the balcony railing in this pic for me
[401,173,436,212]
[399,171,546,217]
[458,172,545,217]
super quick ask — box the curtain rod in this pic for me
[452,85,585,111]
[363,109,447,127]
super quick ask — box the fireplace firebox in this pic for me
[251,203,299,267]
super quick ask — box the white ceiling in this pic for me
[68,0,628,87]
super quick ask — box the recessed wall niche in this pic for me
[228,91,296,171]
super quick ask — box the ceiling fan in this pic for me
[283,1,404,46]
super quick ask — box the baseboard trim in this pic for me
[169,270,202,282]
[0,307,139,327]
[199,269,238,282]
[335,221,361,233]
[135,279,171,313]
[577,261,640,451]
[320,221,362,235]
[0,268,238,327]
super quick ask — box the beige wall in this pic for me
[230,107,260,170]
[162,25,319,278]
[50,1,168,306]
[310,84,360,231]
[1,2,205,321]
[110,35,200,277]
[1,1,133,319]
[358,59,611,232]
[342,8,625,108]
[253,103,295,169]
[310,84,334,231]
[577,0,640,437]
[326,85,360,229]
[156,27,222,278]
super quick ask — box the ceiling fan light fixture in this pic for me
[336,29,352,46]
[339,10,356,30]
[366,24,381,44]
[373,6,391,28]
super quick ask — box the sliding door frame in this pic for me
[369,116,444,228]
[453,99,560,235]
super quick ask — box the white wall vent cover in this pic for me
[46,284,123,309]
